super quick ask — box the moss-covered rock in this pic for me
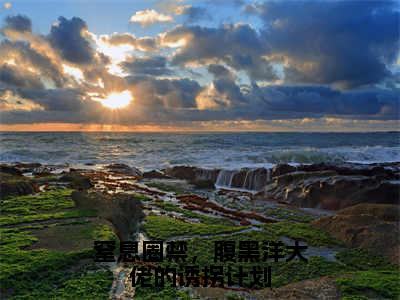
[313,204,400,264]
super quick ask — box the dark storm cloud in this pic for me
[207,64,235,81]
[164,24,277,81]
[3,15,32,32]
[0,64,44,89]
[121,56,172,76]
[205,64,245,106]
[250,85,400,120]
[48,17,94,64]
[126,75,201,108]
[17,88,87,111]
[0,40,65,87]
[179,6,211,23]
[254,1,399,88]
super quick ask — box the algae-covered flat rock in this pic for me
[313,204,400,264]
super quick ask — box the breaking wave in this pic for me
[0,132,399,170]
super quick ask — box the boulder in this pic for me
[165,166,220,188]
[0,165,22,176]
[165,166,196,181]
[313,204,400,264]
[72,191,145,241]
[14,163,42,173]
[266,172,399,210]
[32,166,53,177]
[191,179,215,189]
[143,170,170,179]
[104,163,142,177]
[271,164,297,177]
[296,163,398,180]
[59,172,93,190]
[0,173,38,198]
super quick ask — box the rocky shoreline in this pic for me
[1,161,399,299]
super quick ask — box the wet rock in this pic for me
[313,204,400,264]
[297,162,398,179]
[239,219,252,226]
[165,166,220,188]
[165,166,196,181]
[59,172,93,190]
[271,164,297,177]
[14,162,42,173]
[0,173,39,198]
[216,168,271,191]
[0,165,22,176]
[143,170,170,179]
[105,163,142,177]
[192,179,215,189]
[32,166,53,177]
[72,191,145,241]
[266,172,399,210]
[177,194,275,224]
[194,168,220,183]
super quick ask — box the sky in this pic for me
[0,0,399,132]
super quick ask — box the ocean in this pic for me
[0,132,399,171]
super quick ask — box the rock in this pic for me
[194,168,220,183]
[14,163,42,173]
[193,276,339,299]
[165,166,220,188]
[313,204,400,264]
[271,164,297,177]
[105,163,142,177]
[176,194,275,223]
[254,276,339,300]
[72,191,145,241]
[297,163,398,180]
[0,165,22,176]
[59,172,93,190]
[143,170,170,179]
[165,166,197,181]
[0,173,39,198]
[266,172,399,210]
[216,168,271,191]
[32,166,53,177]
[192,179,215,189]
[338,203,399,222]
[239,219,252,226]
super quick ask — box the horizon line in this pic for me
[0,130,399,134]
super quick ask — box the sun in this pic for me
[100,91,133,109]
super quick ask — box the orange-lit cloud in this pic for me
[130,9,173,26]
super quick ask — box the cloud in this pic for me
[253,1,399,88]
[102,33,158,52]
[3,15,31,32]
[207,64,235,81]
[121,56,172,76]
[0,39,66,87]
[48,17,94,64]
[249,85,400,120]
[175,5,211,23]
[130,9,173,26]
[162,24,277,81]
[0,64,44,89]
[0,7,398,130]
[126,76,201,109]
